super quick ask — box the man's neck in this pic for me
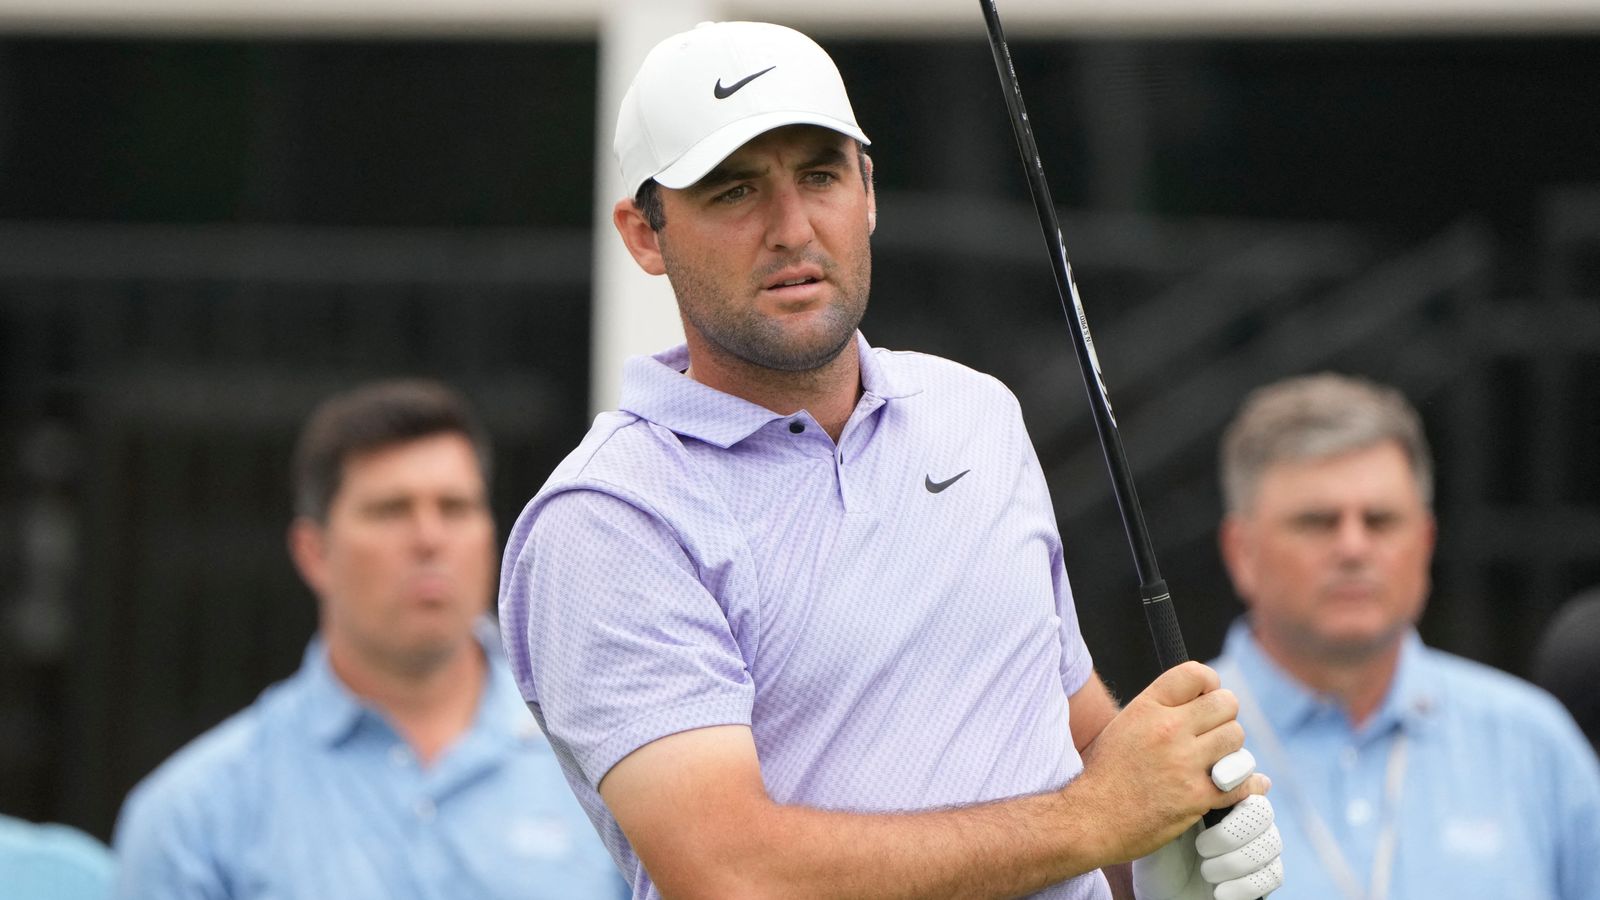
[684,337,862,442]
[1252,629,1403,728]
[326,636,487,765]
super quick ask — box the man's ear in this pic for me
[613,198,666,276]
[863,153,877,234]
[1219,514,1257,606]
[288,517,330,597]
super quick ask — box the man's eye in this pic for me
[803,171,838,186]
[1292,513,1338,532]
[367,501,408,519]
[714,185,751,203]
[1365,511,1400,532]
[440,498,480,518]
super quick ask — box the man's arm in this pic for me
[599,661,1261,900]
[1067,672,1133,898]
[1069,671,1121,754]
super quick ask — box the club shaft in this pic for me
[979,0,1234,830]
[976,0,1189,668]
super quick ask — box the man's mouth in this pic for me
[1323,579,1380,602]
[762,265,827,292]
[408,571,453,601]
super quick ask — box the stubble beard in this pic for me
[665,239,872,374]
[1273,600,1418,669]
[324,612,472,691]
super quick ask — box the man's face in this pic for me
[292,432,494,674]
[626,125,875,373]
[1221,440,1437,666]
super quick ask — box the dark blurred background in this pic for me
[1,30,1597,842]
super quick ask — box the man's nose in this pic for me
[764,183,816,251]
[1333,514,1373,558]
[411,507,448,552]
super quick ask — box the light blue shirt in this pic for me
[1214,620,1600,900]
[112,624,625,900]
[501,335,1103,900]
[0,814,114,900]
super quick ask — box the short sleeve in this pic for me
[1012,408,1094,698]
[502,487,756,787]
[112,773,231,900]
[1052,551,1094,699]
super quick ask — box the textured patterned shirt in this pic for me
[501,334,1110,899]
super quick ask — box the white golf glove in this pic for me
[1132,750,1285,900]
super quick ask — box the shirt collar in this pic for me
[618,332,921,447]
[1370,629,1438,734]
[1223,619,1324,735]
[300,637,365,745]
[1222,619,1438,738]
[301,618,525,747]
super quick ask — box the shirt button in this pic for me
[1341,746,1358,769]
[390,745,411,767]
[415,798,437,821]
[789,421,805,434]
[1346,798,1373,826]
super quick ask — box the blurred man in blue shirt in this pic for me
[1,812,114,899]
[112,380,624,900]
[1211,373,1600,900]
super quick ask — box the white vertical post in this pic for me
[589,0,716,416]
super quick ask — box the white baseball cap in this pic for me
[614,21,871,199]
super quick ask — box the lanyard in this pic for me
[1222,660,1409,900]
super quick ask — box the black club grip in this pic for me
[1142,580,1231,828]
[1140,580,1189,670]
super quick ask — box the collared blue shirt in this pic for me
[0,814,114,900]
[1213,620,1600,900]
[112,623,625,900]
[501,335,1104,900]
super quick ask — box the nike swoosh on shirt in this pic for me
[713,66,777,99]
[925,470,971,494]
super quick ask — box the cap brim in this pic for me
[651,110,871,191]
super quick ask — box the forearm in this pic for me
[675,786,1115,900]
[609,660,1247,900]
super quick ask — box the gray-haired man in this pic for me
[1212,372,1600,900]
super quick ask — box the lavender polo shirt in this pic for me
[500,334,1110,900]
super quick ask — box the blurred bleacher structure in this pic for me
[1,34,1597,841]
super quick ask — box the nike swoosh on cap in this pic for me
[925,470,971,494]
[713,66,777,99]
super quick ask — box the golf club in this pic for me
[976,0,1239,828]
